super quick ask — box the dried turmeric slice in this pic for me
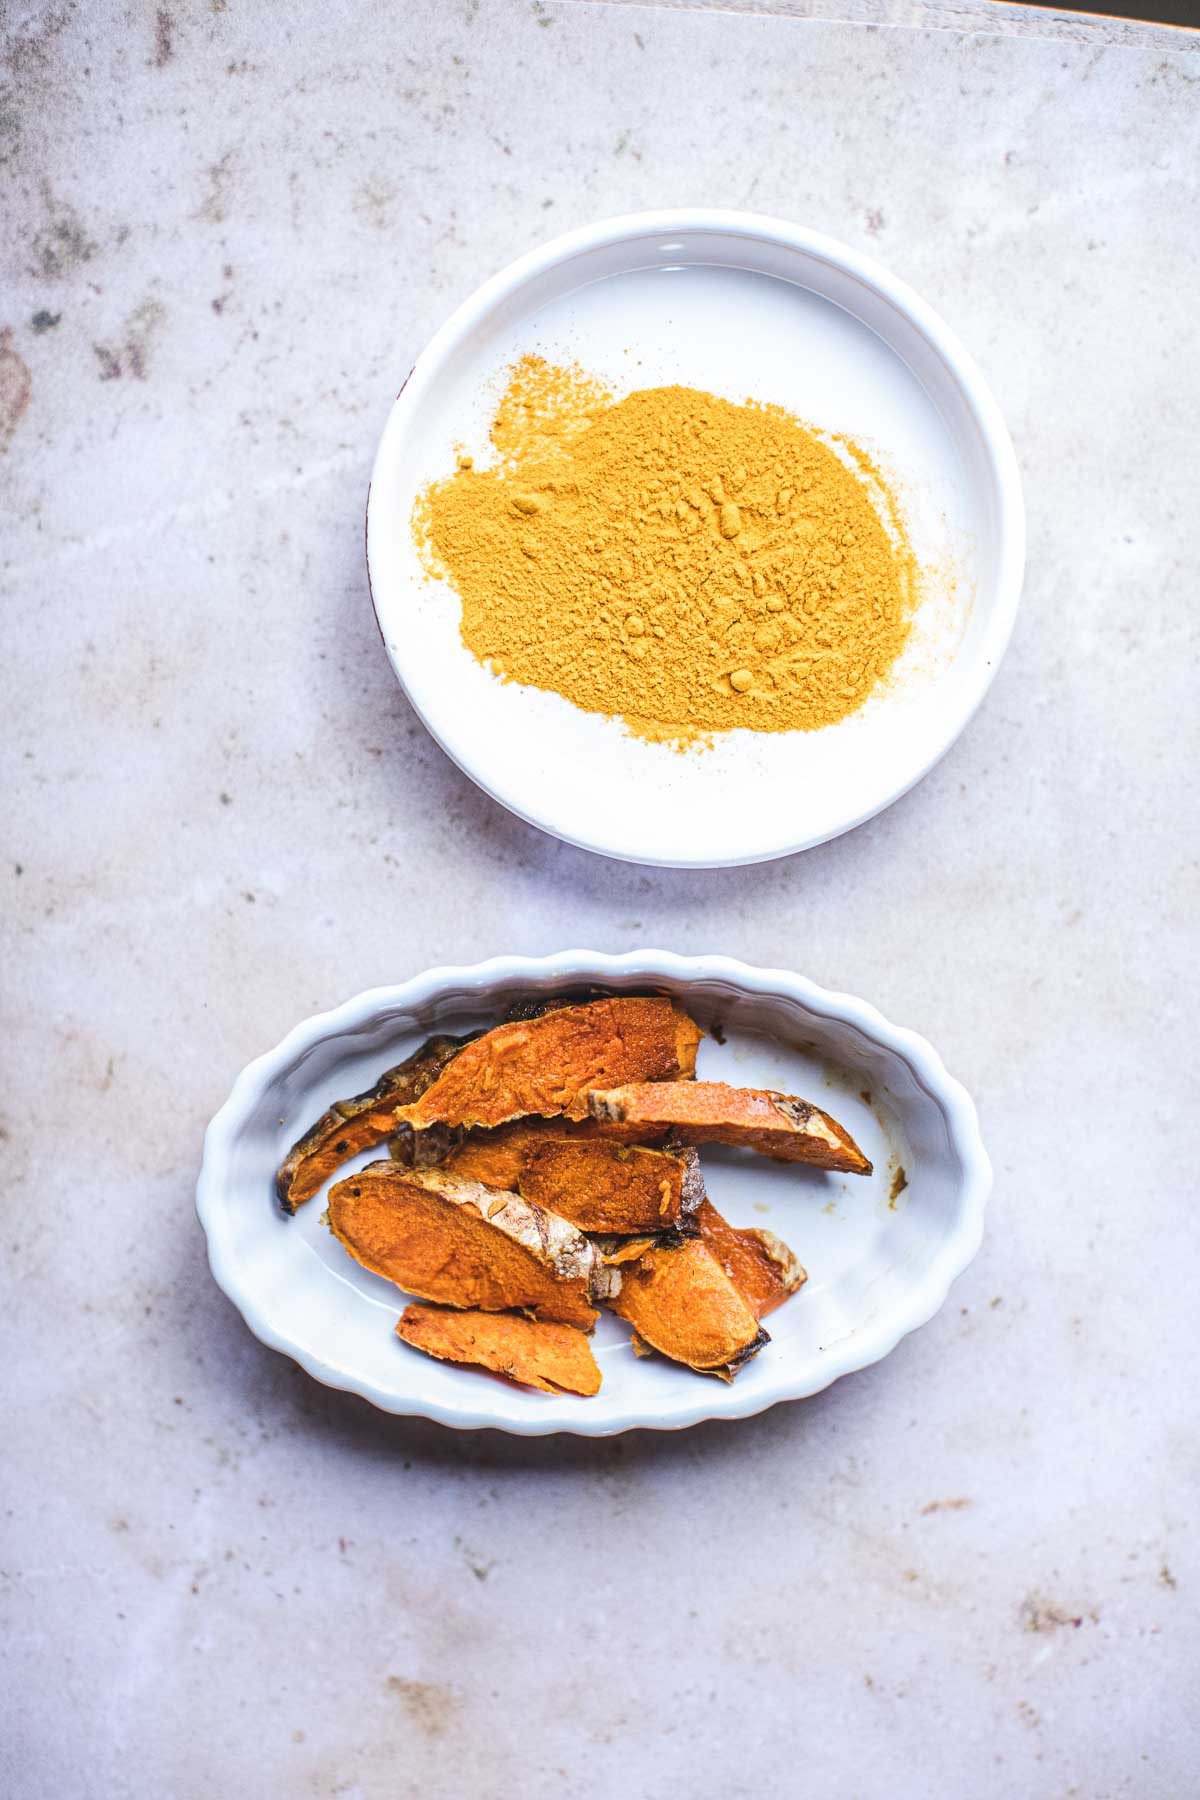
[417,1119,538,1191]
[695,1199,807,1319]
[396,1304,602,1397]
[327,1161,614,1329]
[588,1080,872,1175]
[275,1033,476,1213]
[395,997,703,1133]
[608,1236,768,1380]
[518,1139,704,1235]
[391,1113,668,1192]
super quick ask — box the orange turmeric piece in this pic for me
[589,1079,871,1175]
[519,1138,704,1235]
[416,1118,542,1191]
[396,1304,602,1397]
[327,1162,613,1329]
[609,1236,768,1380]
[393,1114,669,1192]
[395,996,702,1132]
[696,1199,807,1319]
[275,1033,475,1213]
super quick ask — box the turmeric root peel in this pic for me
[396,1304,602,1396]
[591,1234,665,1266]
[327,1162,615,1329]
[275,1033,477,1213]
[589,1080,871,1175]
[395,997,702,1132]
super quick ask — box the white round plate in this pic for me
[196,952,991,1437]
[366,211,1024,867]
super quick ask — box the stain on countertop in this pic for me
[152,8,174,69]
[28,180,96,280]
[92,297,167,381]
[0,329,32,449]
[384,1675,460,1739]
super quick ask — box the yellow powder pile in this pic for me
[415,356,918,746]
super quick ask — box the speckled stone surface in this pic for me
[2,3,1198,1796]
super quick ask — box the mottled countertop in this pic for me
[3,2,1198,1796]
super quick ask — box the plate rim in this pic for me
[364,207,1026,869]
[195,950,992,1437]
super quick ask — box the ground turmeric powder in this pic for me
[416,356,919,746]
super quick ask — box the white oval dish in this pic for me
[366,210,1024,868]
[196,952,990,1436]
